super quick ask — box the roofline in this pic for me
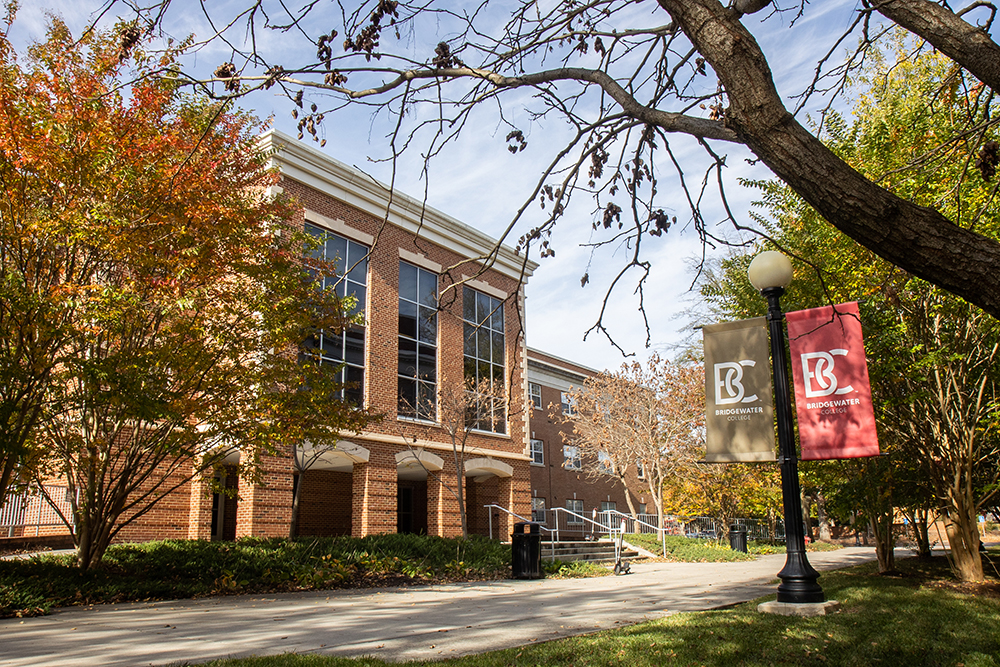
[527,347,603,377]
[260,130,538,281]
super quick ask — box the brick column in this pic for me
[351,448,397,537]
[187,473,214,541]
[235,450,294,538]
[440,463,466,538]
[427,474,446,537]
[497,475,515,539]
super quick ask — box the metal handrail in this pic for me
[549,507,626,543]
[603,509,667,557]
[483,503,558,560]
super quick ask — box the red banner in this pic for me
[786,301,880,461]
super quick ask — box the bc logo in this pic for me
[801,350,854,398]
[714,361,759,405]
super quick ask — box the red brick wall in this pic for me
[115,459,196,544]
[236,448,294,538]
[296,470,353,537]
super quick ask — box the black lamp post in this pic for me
[748,251,825,604]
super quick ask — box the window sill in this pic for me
[396,416,438,427]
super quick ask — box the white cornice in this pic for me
[260,130,538,281]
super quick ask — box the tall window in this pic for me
[563,445,581,470]
[529,382,542,410]
[560,391,577,415]
[636,459,645,479]
[530,438,545,466]
[566,499,584,524]
[463,286,506,433]
[597,451,612,474]
[531,497,546,522]
[398,262,438,420]
[303,222,367,404]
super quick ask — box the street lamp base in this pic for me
[776,551,825,603]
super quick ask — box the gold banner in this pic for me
[702,317,776,462]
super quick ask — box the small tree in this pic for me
[10,22,376,569]
[564,354,703,535]
[397,376,505,539]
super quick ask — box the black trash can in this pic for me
[729,524,748,553]
[511,521,544,579]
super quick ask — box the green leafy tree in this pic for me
[703,43,1000,581]
[1,20,377,569]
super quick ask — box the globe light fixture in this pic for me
[748,251,825,605]
[748,250,794,290]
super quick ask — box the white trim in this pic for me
[304,209,375,246]
[399,248,443,274]
[350,430,530,462]
[462,275,507,300]
[261,130,537,280]
[463,457,514,478]
[527,367,582,394]
[395,449,444,472]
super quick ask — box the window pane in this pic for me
[322,332,344,360]
[398,337,417,377]
[491,331,504,364]
[418,306,437,343]
[326,235,347,267]
[463,324,476,356]
[344,328,365,366]
[463,286,475,322]
[417,381,436,418]
[346,243,367,282]
[477,291,491,325]
[398,300,417,339]
[477,329,490,361]
[418,270,437,307]
[418,345,436,382]
[399,262,418,302]
[398,377,416,415]
[345,365,364,405]
[490,300,504,331]
[347,284,366,316]
[463,357,476,382]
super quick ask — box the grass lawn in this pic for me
[624,532,840,561]
[199,551,1000,667]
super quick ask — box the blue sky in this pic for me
[16,1,870,373]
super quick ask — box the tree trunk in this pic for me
[0,455,15,512]
[869,511,897,574]
[816,492,832,542]
[907,508,933,559]
[290,470,303,538]
[619,480,639,522]
[801,490,814,542]
[944,510,984,582]
[455,460,468,539]
[657,0,1000,321]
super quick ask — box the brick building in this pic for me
[525,348,651,534]
[2,130,537,545]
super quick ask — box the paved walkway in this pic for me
[0,547,880,667]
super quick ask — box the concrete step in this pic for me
[542,540,641,563]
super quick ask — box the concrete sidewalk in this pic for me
[0,547,880,667]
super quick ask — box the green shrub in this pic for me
[0,534,512,617]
